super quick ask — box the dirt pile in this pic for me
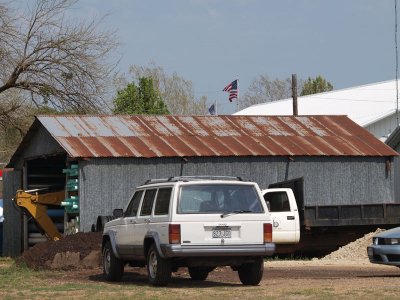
[18,231,102,270]
[320,228,385,261]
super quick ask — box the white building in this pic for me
[235,80,400,141]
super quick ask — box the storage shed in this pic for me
[3,115,398,256]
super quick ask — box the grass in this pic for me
[0,257,399,300]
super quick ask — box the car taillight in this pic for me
[169,224,181,244]
[264,223,272,243]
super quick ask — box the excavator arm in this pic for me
[15,190,65,241]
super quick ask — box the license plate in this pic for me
[212,229,231,238]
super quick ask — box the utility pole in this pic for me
[292,74,298,116]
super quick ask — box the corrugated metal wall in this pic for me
[364,114,398,141]
[78,156,395,231]
[11,125,65,169]
[393,145,400,202]
[3,170,22,256]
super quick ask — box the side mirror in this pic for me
[113,208,124,218]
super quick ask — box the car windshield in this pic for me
[178,184,264,214]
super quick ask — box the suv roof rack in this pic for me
[143,175,244,185]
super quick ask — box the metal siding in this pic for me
[79,158,182,231]
[11,126,65,169]
[3,170,22,257]
[33,115,397,159]
[365,114,398,141]
[78,156,395,232]
[394,143,400,202]
[394,156,400,202]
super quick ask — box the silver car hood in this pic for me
[374,227,400,238]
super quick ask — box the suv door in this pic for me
[175,183,267,245]
[148,187,173,245]
[115,190,143,257]
[135,189,157,258]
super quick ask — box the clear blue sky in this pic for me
[55,1,400,113]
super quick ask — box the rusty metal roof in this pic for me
[20,114,395,159]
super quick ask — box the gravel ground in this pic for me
[320,228,384,262]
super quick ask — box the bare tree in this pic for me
[240,75,303,110]
[0,0,117,115]
[123,62,208,115]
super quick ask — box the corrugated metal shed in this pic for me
[8,115,397,164]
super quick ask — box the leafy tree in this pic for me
[113,77,170,115]
[240,75,304,110]
[0,0,117,118]
[0,0,117,163]
[116,63,207,115]
[300,76,333,96]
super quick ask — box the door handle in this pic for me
[144,218,150,223]
[287,216,295,220]
[129,220,136,224]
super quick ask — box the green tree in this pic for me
[117,62,207,115]
[300,76,333,96]
[113,77,170,115]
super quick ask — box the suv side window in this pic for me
[140,189,157,216]
[125,190,143,217]
[154,187,172,215]
[264,191,290,212]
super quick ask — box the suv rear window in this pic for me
[178,184,264,214]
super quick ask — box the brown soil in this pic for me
[16,228,383,270]
[18,231,102,269]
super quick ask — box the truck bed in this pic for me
[303,203,400,227]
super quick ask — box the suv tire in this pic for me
[103,240,124,281]
[237,257,264,285]
[188,267,210,281]
[147,244,171,286]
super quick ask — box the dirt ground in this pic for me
[14,229,400,298]
[36,260,400,299]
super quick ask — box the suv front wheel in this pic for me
[147,244,172,286]
[237,257,264,285]
[103,240,124,281]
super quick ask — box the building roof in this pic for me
[7,115,397,165]
[235,80,398,127]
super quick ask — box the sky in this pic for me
[28,0,400,114]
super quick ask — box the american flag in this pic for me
[223,79,238,102]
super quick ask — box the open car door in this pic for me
[262,188,300,244]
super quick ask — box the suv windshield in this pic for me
[178,184,264,214]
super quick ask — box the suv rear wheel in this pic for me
[147,244,171,286]
[188,267,210,281]
[103,240,124,281]
[237,257,264,285]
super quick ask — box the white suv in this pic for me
[102,176,275,286]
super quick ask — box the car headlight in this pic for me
[373,237,378,245]
[388,238,400,245]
